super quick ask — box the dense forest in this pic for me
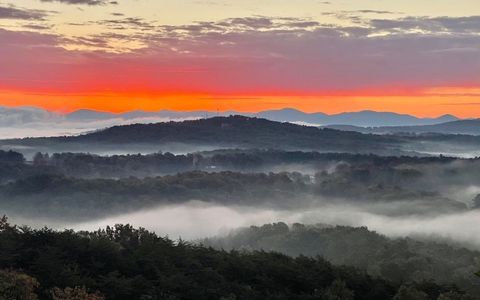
[0,149,466,181]
[0,170,472,221]
[1,149,480,221]
[0,171,310,220]
[0,217,475,300]
[203,223,480,294]
[1,118,480,299]
[0,116,418,156]
[3,116,480,158]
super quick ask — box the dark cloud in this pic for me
[22,23,53,30]
[0,27,58,45]
[0,15,478,96]
[370,16,480,34]
[357,10,398,15]
[228,17,274,28]
[66,36,110,48]
[0,5,49,20]
[39,0,117,5]
[433,16,480,33]
[97,17,156,30]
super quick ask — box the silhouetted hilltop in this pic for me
[0,116,401,155]
[5,116,480,158]
[71,116,399,150]
[326,118,480,135]
[257,108,458,126]
[62,107,459,126]
[203,223,480,293]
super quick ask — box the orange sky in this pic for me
[0,0,479,118]
[1,87,479,117]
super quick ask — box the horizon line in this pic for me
[0,105,462,120]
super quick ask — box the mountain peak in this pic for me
[436,114,459,121]
[66,109,116,121]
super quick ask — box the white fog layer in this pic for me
[12,201,479,248]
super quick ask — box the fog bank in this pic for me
[14,201,479,248]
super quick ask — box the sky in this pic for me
[0,0,479,117]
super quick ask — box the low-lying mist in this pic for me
[0,116,202,139]
[13,201,480,249]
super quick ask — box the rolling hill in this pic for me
[67,108,458,127]
[0,116,403,156]
[326,119,480,135]
[257,108,458,127]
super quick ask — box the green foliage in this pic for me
[393,285,428,300]
[0,218,400,300]
[0,217,472,299]
[0,171,310,221]
[68,116,400,153]
[0,150,25,164]
[437,291,477,300]
[50,287,104,300]
[203,223,480,295]
[0,269,39,300]
[3,148,479,222]
[322,280,354,300]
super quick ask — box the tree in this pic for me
[471,195,480,209]
[32,152,49,166]
[322,280,354,300]
[50,287,104,300]
[0,270,39,300]
[393,285,428,300]
[437,291,476,300]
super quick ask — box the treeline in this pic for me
[17,149,464,179]
[2,149,480,221]
[5,116,480,158]
[0,172,310,221]
[1,168,472,221]
[0,217,473,300]
[0,150,24,164]
[3,116,400,153]
[203,223,480,296]
[0,148,476,181]
[1,174,474,222]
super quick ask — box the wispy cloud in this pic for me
[0,5,50,20]
[0,15,478,98]
[39,0,117,5]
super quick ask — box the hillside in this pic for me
[0,116,403,156]
[63,108,458,127]
[0,106,459,141]
[4,116,480,158]
[258,109,457,127]
[3,218,470,300]
[204,223,480,294]
[326,119,480,136]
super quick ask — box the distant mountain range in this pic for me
[3,115,480,159]
[0,116,407,157]
[325,119,480,136]
[2,106,478,140]
[65,109,214,122]
[255,108,458,127]
[0,106,457,128]
[66,108,458,127]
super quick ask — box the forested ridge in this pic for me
[1,144,480,299]
[0,149,466,181]
[0,217,475,300]
[0,116,403,154]
[1,149,480,221]
[4,116,480,158]
[203,223,480,294]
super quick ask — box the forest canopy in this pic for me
[0,217,474,300]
